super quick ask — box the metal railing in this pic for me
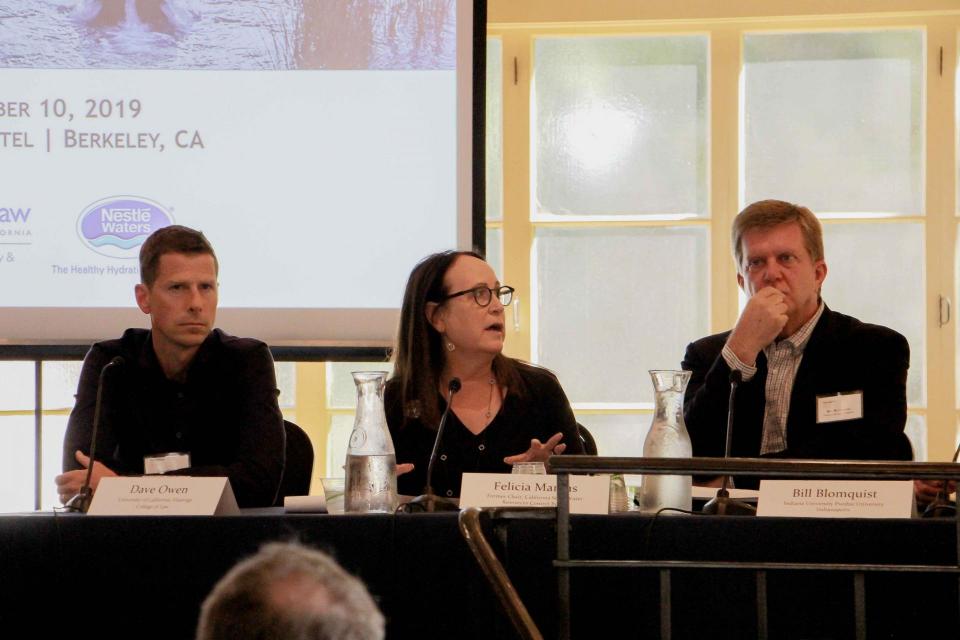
[550,456,960,640]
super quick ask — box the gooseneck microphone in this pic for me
[425,377,462,505]
[922,440,960,518]
[405,377,462,513]
[63,356,124,513]
[702,368,756,516]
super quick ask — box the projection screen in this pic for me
[0,0,480,346]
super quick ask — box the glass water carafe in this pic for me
[639,370,693,514]
[344,371,398,513]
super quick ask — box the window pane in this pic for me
[575,413,648,458]
[327,362,394,409]
[535,227,709,404]
[274,362,296,409]
[41,414,68,511]
[485,226,503,281]
[905,413,926,462]
[534,35,708,217]
[486,37,503,221]
[326,414,353,478]
[0,415,35,513]
[0,362,33,411]
[41,361,82,410]
[820,222,924,406]
[743,30,923,214]
[576,412,649,488]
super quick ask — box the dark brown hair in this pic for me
[139,225,218,286]
[732,200,823,272]
[391,250,520,429]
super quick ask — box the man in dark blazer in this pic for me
[682,200,917,491]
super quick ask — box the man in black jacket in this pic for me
[56,225,285,507]
[682,200,919,491]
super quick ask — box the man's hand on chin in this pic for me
[726,287,789,365]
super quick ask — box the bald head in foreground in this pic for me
[197,542,385,640]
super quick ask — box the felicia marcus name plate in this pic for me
[459,473,610,514]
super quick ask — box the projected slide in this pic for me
[0,1,461,329]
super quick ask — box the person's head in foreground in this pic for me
[196,541,385,640]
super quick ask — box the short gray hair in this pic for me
[196,542,385,640]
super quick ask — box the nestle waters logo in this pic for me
[77,196,174,258]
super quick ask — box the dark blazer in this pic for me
[682,306,912,486]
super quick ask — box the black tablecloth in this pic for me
[1,510,956,639]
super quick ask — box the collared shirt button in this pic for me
[439,454,447,461]
[446,490,453,497]
[478,444,485,451]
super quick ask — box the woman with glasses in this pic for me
[387,250,584,499]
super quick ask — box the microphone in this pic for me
[405,377,462,513]
[63,356,124,513]
[702,368,756,516]
[921,440,960,518]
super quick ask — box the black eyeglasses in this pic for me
[442,285,514,307]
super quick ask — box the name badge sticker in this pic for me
[816,391,863,423]
[144,452,190,475]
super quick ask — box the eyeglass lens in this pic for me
[466,286,513,306]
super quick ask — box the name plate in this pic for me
[459,473,610,514]
[284,495,328,513]
[87,476,239,516]
[757,480,913,519]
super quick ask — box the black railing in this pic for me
[549,456,960,640]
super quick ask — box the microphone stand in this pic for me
[922,441,960,518]
[63,356,124,513]
[703,369,756,516]
[406,378,462,512]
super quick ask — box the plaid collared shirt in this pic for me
[722,302,825,455]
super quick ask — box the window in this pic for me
[490,4,960,465]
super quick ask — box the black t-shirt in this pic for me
[386,361,584,498]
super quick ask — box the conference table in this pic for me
[1,509,957,639]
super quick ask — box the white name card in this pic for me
[757,480,913,519]
[283,495,328,513]
[459,473,610,514]
[87,476,239,516]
